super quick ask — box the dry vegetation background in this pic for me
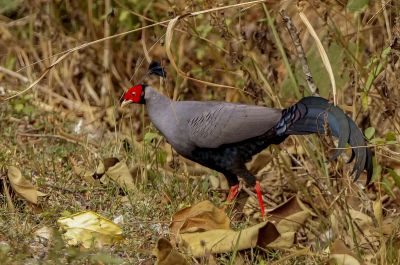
[1,0,400,264]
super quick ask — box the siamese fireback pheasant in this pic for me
[121,84,373,217]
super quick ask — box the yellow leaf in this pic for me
[7,166,47,204]
[57,211,122,248]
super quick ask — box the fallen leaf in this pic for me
[329,238,362,265]
[268,195,314,221]
[178,221,279,257]
[267,211,310,248]
[262,196,311,248]
[74,158,136,191]
[153,238,189,265]
[170,200,230,237]
[7,166,47,204]
[101,158,136,191]
[57,211,122,248]
[70,158,99,185]
[179,224,256,257]
[74,165,100,185]
[172,198,311,257]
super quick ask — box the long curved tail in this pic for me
[276,96,372,184]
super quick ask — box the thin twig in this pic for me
[279,9,319,96]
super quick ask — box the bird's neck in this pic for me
[144,87,175,133]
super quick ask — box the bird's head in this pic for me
[121,84,146,107]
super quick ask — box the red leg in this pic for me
[255,181,265,218]
[226,184,240,202]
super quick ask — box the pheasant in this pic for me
[121,84,372,217]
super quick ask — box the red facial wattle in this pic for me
[123,84,143,103]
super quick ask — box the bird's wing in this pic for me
[187,103,282,148]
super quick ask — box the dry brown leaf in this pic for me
[75,158,136,190]
[73,165,99,185]
[153,238,189,265]
[7,166,47,204]
[329,239,362,265]
[174,198,310,257]
[264,196,311,248]
[178,222,282,257]
[178,221,279,257]
[267,211,310,248]
[268,195,314,220]
[103,159,136,190]
[170,200,230,237]
[243,200,309,249]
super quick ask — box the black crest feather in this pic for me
[148,61,166,78]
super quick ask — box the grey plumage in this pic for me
[140,85,372,187]
[145,86,281,153]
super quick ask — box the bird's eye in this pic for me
[132,92,136,96]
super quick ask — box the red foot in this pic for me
[255,181,265,218]
[226,184,240,202]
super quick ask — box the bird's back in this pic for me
[145,90,282,155]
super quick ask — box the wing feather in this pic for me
[187,103,282,148]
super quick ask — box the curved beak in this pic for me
[120,99,132,108]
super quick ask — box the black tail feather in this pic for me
[365,147,373,184]
[276,97,372,184]
[346,115,367,181]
